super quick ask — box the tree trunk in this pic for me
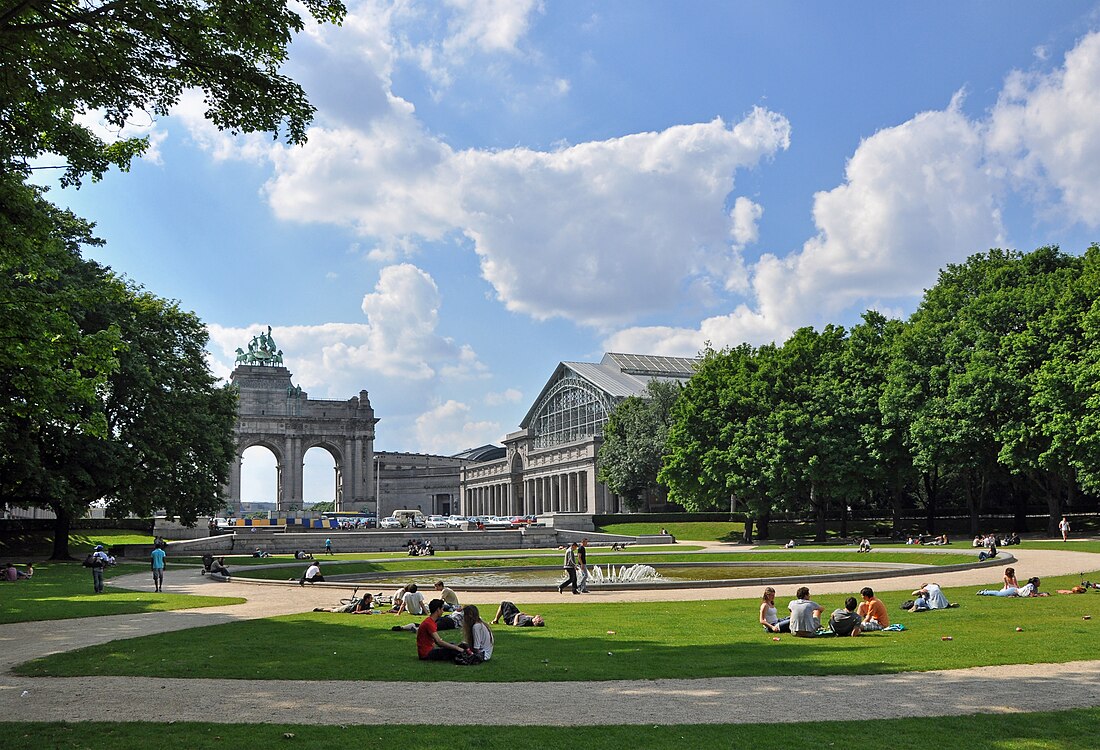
[839,501,849,540]
[964,470,980,537]
[742,517,754,544]
[49,503,73,560]
[1046,474,1063,536]
[758,508,771,540]
[811,483,827,542]
[922,468,939,535]
[1012,475,1028,533]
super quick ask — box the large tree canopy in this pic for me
[597,379,681,511]
[0,0,346,184]
[1,176,237,558]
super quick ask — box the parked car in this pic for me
[426,515,449,529]
[486,515,512,528]
[446,515,467,528]
[510,515,532,527]
[465,516,487,529]
[379,516,402,529]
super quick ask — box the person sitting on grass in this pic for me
[829,597,863,637]
[3,562,17,582]
[434,580,461,611]
[394,583,426,616]
[416,599,466,662]
[911,582,953,610]
[857,587,889,631]
[252,548,271,558]
[294,550,314,560]
[788,586,824,637]
[298,560,323,586]
[17,562,34,580]
[858,538,872,553]
[759,587,790,633]
[491,600,545,627]
[459,604,493,663]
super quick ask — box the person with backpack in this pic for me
[84,545,113,593]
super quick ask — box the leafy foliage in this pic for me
[0,0,346,185]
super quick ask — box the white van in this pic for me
[389,509,426,528]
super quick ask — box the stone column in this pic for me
[227,452,242,514]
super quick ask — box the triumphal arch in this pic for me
[225,328,378,513]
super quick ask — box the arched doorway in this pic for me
[240,444,280,508]
[303,444,341,509]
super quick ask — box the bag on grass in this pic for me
[900,599,915,611]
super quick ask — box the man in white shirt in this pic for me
[788,586,824,637]
[395,583,426,616]
[299,561,324,586]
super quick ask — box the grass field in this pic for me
[3,709,1100,750]
[17,570,1100,682]
[0,562,244,624]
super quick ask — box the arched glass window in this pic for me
[530,376,612,449]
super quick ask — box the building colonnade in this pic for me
[465,470,592,516]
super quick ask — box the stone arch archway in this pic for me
[301,440,344,507]
[225,362,378,513]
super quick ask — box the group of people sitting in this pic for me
[976,567,1048,597]
[973,532,1020,548]
[404,539,435,556]
[760,585,900,637]
[906,533,950,545]
[2,562,33,581]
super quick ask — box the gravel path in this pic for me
[2,543,1099,726]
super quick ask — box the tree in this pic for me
[598,379,681,510]
[1,0,346,185]
[1,181,237,558]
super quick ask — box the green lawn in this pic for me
[2,710,1100,750]
[1014,540,1100,554]
[0,562,244,624]
[18,570,1100,682]
[229,549,976,580]
[0,528,158,557]
[599,521,745,541]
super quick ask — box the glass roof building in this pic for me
[460,353,698,522]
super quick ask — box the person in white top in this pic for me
[460,604,494,662]
[395,583,426,616]
[1059,516,1071,542]
[788,586,824,637]
[759,587,790,633]
[299,561,323,586]
[911,582,951,610]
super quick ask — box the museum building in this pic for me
[459,352,699,520]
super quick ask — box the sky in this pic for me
[40,2,1100,503]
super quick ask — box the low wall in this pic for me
[120,525,564,557]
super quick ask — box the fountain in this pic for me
[587,563,663,584]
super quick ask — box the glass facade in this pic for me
[530,375,613,449]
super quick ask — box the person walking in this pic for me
[87,545,112,594]
[1059,516,1071,542]
[150,544,166,593]
[576,538,590,593]
[325,537,334,555]
[557,542,579,595]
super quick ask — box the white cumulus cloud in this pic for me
[413,400,503,454]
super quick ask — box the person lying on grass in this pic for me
[911,582,956,610]
[417,598,466,662]
[491,600,545,627]
[314,592,375,613]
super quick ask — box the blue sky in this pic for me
[42,2,1100,503]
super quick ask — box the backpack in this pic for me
[900,599,915,611]
[82,554,95,568]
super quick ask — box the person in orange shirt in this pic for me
[857,586,889,631]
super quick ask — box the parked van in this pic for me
[389,509,427,528]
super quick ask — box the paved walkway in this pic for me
[2,543,1099,725]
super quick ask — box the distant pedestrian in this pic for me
[151,544,166,593]
[577,538,590,593]
[1059,516,1071,542]
[325,538,334,555]
[557,542,579,595]
[86,545,112,593]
